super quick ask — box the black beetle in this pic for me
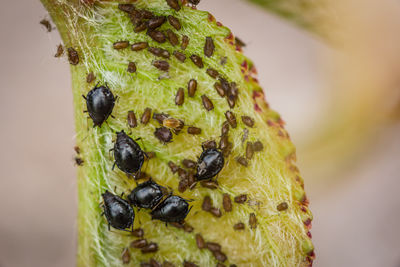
[102,191,135,231]
[151,195,191,223]
[127,180,167,209]
[83,84,116,127]
[112,130,145,176]
[195,147,224,181]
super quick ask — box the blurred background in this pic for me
[0,0,399,266]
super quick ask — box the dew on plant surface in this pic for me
[54,44,63,57]
[166,29,179,46]
[175,88,185,106]
[204,37,215,57]
[148,16,166,30]
[249,213,257,229]
[131,239,148,248]
[253,141,264,152]
[187,126,201,135]
[277,202,289,211]
[190,55,204,68]
[187,79,197,97]
[113,41,129,50]
[206,68,219,79]
[67,48,79,65]
[40,19,52,32]
[127,111,137,128]
[152,60,170,71]
[225,111,237,128]
[195,233,205,249]
[148,47,170,59]
[166,0,181,11]
[222,193,232,212]
[234,194,247,204]
[200,180,218,189]
[127,62,137,73]
[246,142,254,160]
[86,72,95,83]
[214,82,225,97]
[121,247,131,264]
[173,51,186,62]
[233,222,245,230]
[167,15,181,31]
[241,116,255,127]
[236,156,248,167]
[154,127,173,143]
[201,95,214,111]
[131,42,148,51]
[148,30,166,43]
[141,107,152,125]
[181,35,189,50]
[141,242,158,253]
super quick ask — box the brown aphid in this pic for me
[190,55,204,68]
[204,37,215,57]
[210,207,222,217]
[113,41,129,50]
[150,259,161,267]
[183,261,198,267]
[166,29,179,46]
[177,168,188,180]
[195,234,205,249]
[144,151,156,160]
[201,95,214,111]
[234,194,247,204]
[178,178,189,193]
[213,251,227,263]
[118,4,135,13]
[242,128,249,144]
[148,47,170,59]
[127,111,137,128]
[221,121,229,136]
[277,202,289,211]
[121,247,131,264]
[86,72,95,83]
[206,68,219,79]
[200,180,218,190]
[131,239,148,248]
[163,118,184,132]
[148,30,166,43]
[235,36,246,48]
[246,142,254,160]
[67,48,79,65]
[40,19,52,32]
[241,116,255,127]
[202,140,217,149]
[219,135,230,150]
[170,222,184,229]
[214,82,225,97]
[152,60,170,71]
[187,126,201,135]
[219,78,231,94]
[130,10,144,25]
[187,79,197,97]
[153,112,169,124]
[225,111,237,128]
[175,88,184,106]
[173,51,186,62]
[141,9,154,19]
[227,95,236,109]
[162,261,175,267]
[74,157,84,166]
[168,15,181,30]
[134,21,148,33]
[141,242,158,253]
[181,35,189,50]
[74,146,80,154]
[183,223,194,233]
[166,0,181,11]
[202,196,212,212]
[54,44,63,58]
[127,62,137,73]
[141,108,152,125]
[154,127,173,143]
[236,157,248,167]
[132,228,144,237]
[148,16,166,30]
[206,242,221,252]
[131,42,148,51]
[168,162,179,173]
[222,193,232,212]
[249,213,257,229]
[188,0,201,5]
[253,141,264,152]
[222,142,233,158]
[182,159,196,169]
[187,173,196,188]
[233,222,245,230]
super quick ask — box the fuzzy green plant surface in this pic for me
[40,0,313,266]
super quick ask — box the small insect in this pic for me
[163,118,184,133]
[113,41,129,50]
[112,130,145,176]
[128,180,167,209]
[185,79,197,98]
[101,191,135,231]
[82,84,116,127]
[234,194,247,204]
[183,223,194,233]
[168,15,181,30]
[236,156,248,167]
[195,147,224,181]
[141,108,152,124]
[227,95,236,109]
[219,78,231,94]
[131,239,148,248]
[187,126,201,135]
[202,196,212,211]
[241,116,254,127]
[277,202,289,211]
[213,251,227,262]
[202,140,217,149]
[148,30,166,43]
[148,47,170,59]
[40,19,52,32]
[188,0,201,5]
[152,60,170,71]
[175,88,184,105]
[182,159,196,169]
[74,146,81,154]
[149,259,161,267]
[225,111,237,128]
[181,35,189,50]
[54,44,63,57]
[118,3,135,13]
[141,9,154,19]
[127,62,137,73]
[178,178,189,193]
[127,111,137,128]
[253,141,264,151]
[166,29,179,46]
[154,127,173,143]
[148,16,166,30]
[204,37,215,57]
[163,261,175,267]
[233,222,245,230]
[86,72,95,83]
[249,213,257,229]
[200,180,218,189]
[134,22,147,33]
[206,242,221,252]
[151,195,191,223]
[220,56,227,65]
[190,55,204,68]
[201,95,214,111]
[222,193,232,212]
[235,36,246,48]
[221,121,229,136]
[166,0,181,11]
[173,51,186,62]
[141,242,158,253]
[184,261,199,267]
[153,112,169,124]
[214,82,225,97]
[195,234,205,249]
[131,42,148,51]
[219,135,230,151]
[246,142,254,160]
[168,161,179,173]
[67,48,79,65]
[206,68,219,79]
[121,247,131,264]
[210,207,222,217]
[74,157,84,166]
[132,228,144,237]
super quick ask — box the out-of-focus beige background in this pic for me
[0,0,399,266]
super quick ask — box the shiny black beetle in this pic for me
[83,83,116,127]
[151,195,191,223]
[112,130,145,176]
[195,147,224,181]
[102,191,135,231]
[127,180,167,209]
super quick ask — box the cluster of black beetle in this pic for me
[83,83,225,231]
